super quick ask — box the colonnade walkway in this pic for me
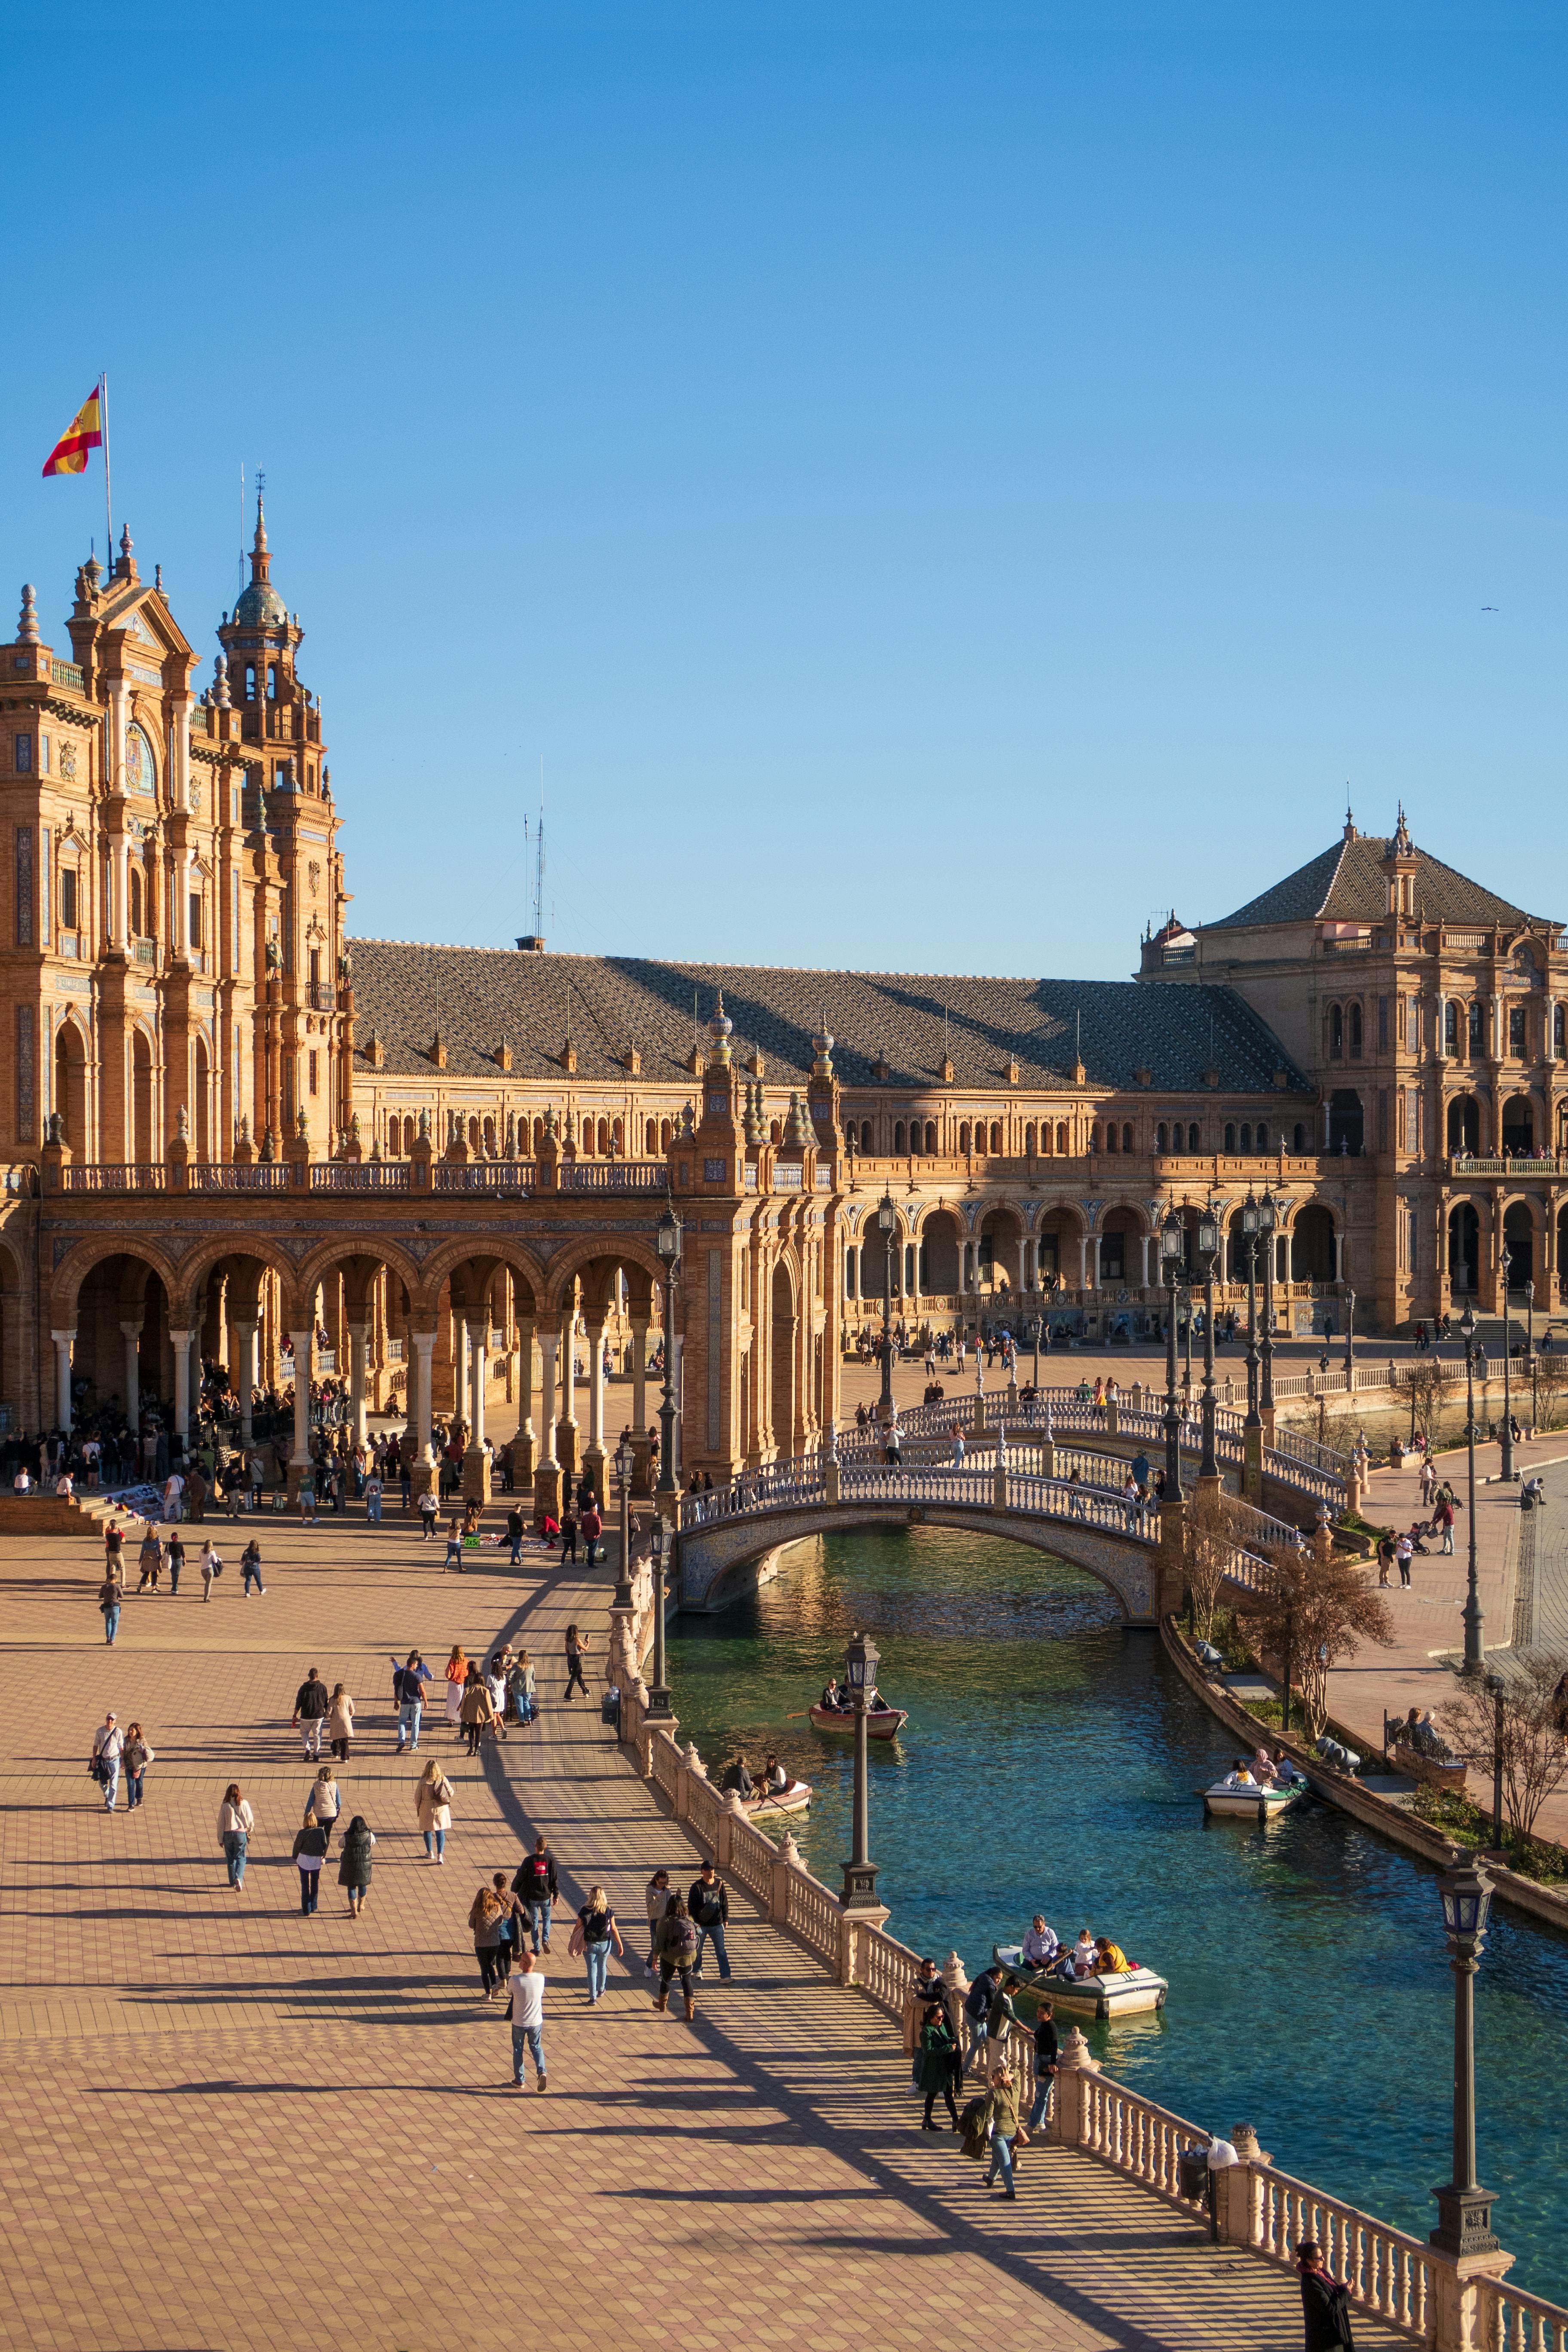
[0,1509,1403,2352]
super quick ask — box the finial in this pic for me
[175,1103,189,1142]
[18,584,38,645]
[212,650,231,708]
[119,522,132,557]
[296,1106,309,1142]
[254,493,268,556]
[154,564,162,591]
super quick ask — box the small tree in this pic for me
[1236,1544,1396,1737]
[1438,1657,1568,1847]
[1182,1483,1250,1642]
[1531,1352,1568,1436]
[1396,1359,1446,1452]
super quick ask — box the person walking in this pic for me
[392,1651,432,1752]
[982,2060,1022,2200]
[135,1527,163,1592]
[199,1543,220,1603]
[166,1530,185,1595]
[918,2001,962,2130]
[444,1646,468,1737]
[963,1963,1000,2075]
[571,1886,624,2005]
[98,1563,124,1646]
[1297,2239,1355,2349]
[123,1722,155,1809]
[292,1668,331,1758]
[581,1498,603,1567]
[505,1504,525,1567]
[643,1869,671,1974]
[688,1860,732,1984]
[512,1837,558,1953]
[91,1712,125,1811]
[560,1505,579,1564]
[444,1514,464,1572]
[563,1624,589,1703]
[469,1873,514,1999]
[292,1809,328,1914]
[1028,1997,1059,2132]
[218,1784,254,1887]
[505,1946,547,2092]
[337,1815,375,1917]
[458,1666,494,1757]
[1434,1490,1456,1556]
[364,1467,383,1524]
[306,1764,343,1847]
[508,1650,536,1728]
[652,1894,700,2020]
[414,1759,454,1862]
[418,1487,439,1541]
[327,1681,355,1762]
[239,1537,264,1596]
[1395,1531,1414,1589]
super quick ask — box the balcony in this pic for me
[1448,1154,1559,1179]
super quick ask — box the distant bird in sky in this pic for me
[1481,605,1498,611]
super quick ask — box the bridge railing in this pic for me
[679,1453,827,1528]
[839,1461,994,1509]
[1006,1469,1158,1540]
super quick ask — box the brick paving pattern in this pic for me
[0,1502,1407,2352]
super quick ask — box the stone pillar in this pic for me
[455,1314,469,1432]
[513,1314,536,1485]
[234,1322,256,1446]
[348,1320,369,1449]
[1079,1234,1090,1289]
[536,1326,562,1521]
[1048,2024,1100,2148]
[120,1319,142,1429]
[52,1329,75,1432]
[672,1333,685,1476]
[631,1318,649,1436]
[1017,1237,1029,1296]
[583,1310,607,1503]
[410,1329,437,1497]
[169,1329,193,1441]
[462,1317,491,1501]
[557,1308,578,1474]
[287,1329,312,1481]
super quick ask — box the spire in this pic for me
[1343,798,1356,842]
[232,492,288,628]
[17,585,38,645]
[253,494,270,569]
[1392,802,1413,856]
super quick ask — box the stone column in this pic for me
[1018,1236,1029,1295]
[462,1317,491,1500]
[513,1314,536,1485]
[1079,1234,1090,1290]
[169,1329,193,1441]
[347,1320,369,1449]
[454,1314,469,1437]
[120,1319,142,1428]
[557,1306,578,1473]
[410,1329,437,1497]
[535,1326,562,1521]
[673,1333,685,1476]
[233,1321,256,1446]
[288,1329,312,1482]
[583,1309,608,1503]
[631,1318,649,1435]
[52,1329,75,1432]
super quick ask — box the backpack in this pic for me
[665,1916,698,1965]
[958,2097,990,2160]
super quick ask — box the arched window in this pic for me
[1224,1123,1237,1153]
[1156,1121,1168,1153]
[1509,1005,1527,1059]
[924,1122,937,1154]
[1292,1122,1305,1154]
[1256,1122,1268,1152]
[860,1119,873,1152]
[267,663,279,701]
[596,1117,609,1155]
[1187,1122,1200,1152]
[533,1117,546,1152]
[612,1118,623,1152]
[1348,1004,1363,1059]
[989,1122,1002,1154]
[1445,1001,1460,1054]
[645,1118,658,1154]
[1468,1001,1484,1055]
[483,1117,496,1155]
[1329,1004,1343,1059]
[959,1122,971,1154]
[1240,1122,1252,1151]
[1556,1004,1567,1060]
[1056,1122,1069,1154]
[244,663,257,702]
[660,1118,673,1151]
[1041,1123,1054,1155]
[893,1120,906,1153]
[468,1116,480,1151]
[1105,1123,1118,1154]
[1122,1123,1133,1153]
[1089,1124,1100,1153]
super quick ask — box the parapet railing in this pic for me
[615,1683,1556,2352]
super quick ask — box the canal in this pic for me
[665,1525,1568,2305]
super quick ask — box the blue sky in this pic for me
[5,6,1567,969]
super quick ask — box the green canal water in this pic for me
[665,1526,1568,2306]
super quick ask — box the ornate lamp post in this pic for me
[646,1519,673,1721]
[1241,1190,1261,1431]
[1460,1301,1485,1672]
[1525,1277,1537,1434]
[1484,1673,1506,1853]
[1259,1186,1278,1411]
[1160,1208,1185,1500]
[1344,1286,1357,1385]
[1032,1312,1041,1390]
[611,1431,636,1611]
[1197,1200,1221,1481]
[655,1204,682,1503]
[840,1627,882,1913]
[877,1191,897,1427]
[1499,1247,1515,1482]
[1430,1853,1500,2258]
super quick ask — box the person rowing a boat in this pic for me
[820,1675,848,1712]
[719,1757,754,1798]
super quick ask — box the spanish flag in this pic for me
[42,383,104,478]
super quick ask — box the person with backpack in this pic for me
[688,1861,732,1984]
[292,1667,331,1758]
[652,1894,699,2020]
[571,1885,624,2004]
[511,1836,558,1952]
[964,1963,999,2074]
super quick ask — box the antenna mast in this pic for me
[534,757,546,943]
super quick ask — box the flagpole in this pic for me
[100,372,113,570]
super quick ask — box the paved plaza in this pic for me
[0,1499,1415,2352]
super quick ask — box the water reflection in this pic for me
[666,1525,1568,2304]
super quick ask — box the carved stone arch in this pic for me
[49,1234,186,1329]
[166,1233,306,1330]
[291,1236,426,1316]
[539,1232,671,1321]
[414,1234,551,1321]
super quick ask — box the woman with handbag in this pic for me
[570,1885,625,2006]
[337,1816,376,1917]
[218,1784,254,1886]
[458,1666,494,1757]
[123,1724,155,1809]
[414,1759,454,1862]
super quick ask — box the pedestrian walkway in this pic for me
[0,1509,1405,2352]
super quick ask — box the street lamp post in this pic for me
[877,1191,897,1428]
[1500,1247,1516,1482]
[1259,1187,1278,1412]
[612,1430,635,1612]
[645,1519,673,1720]
[655,1205,682,1503]
[1485,1674,1506,1854]
[1344,1286,1357,1385]
[1460,1301,1486,1672]
[1430,1853,1501,2258]
[1032,1313,1041,1391]
[1197,1202,1220,1481]
[1525,1279,1537,1434]
[840,1628,882,1912]
[1241,1191,1261,1431]
[1160,1209,1185,1500]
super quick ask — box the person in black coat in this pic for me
[1298,2241,1354,2350]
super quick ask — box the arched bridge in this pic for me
[675,1453,1293,1623]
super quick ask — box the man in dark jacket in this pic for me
[688,1861,732,1983]
[1298,2241,1354,2349]
[505,1505,525,1567]
[1028,1998,1058,2130]
[511,1836,559,1954]
[965,1965,1000,2074]
[719,1757,753,1798]
[292,1667,331,1759]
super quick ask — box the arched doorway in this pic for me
[1448,1203,1480,1297]
[978,1207,1025,1300]
[918,1210,961,1296]
[1447,1096,1481,1154]
[1291,1204,1337,1283]
[1502,1202,1534,1295]
[55,1019,87,1155]
[1097,1206,1142,1290]
[1327,1090,1363,1155]
[770,1263,797,1454]
[1502,1095,1534,1156]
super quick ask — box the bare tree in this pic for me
[1531,1352,1568,1436]
[1236,1544,1396,1738]
[1438,1657,1568,1847]
[1182,1483,1250,1642]
[1396,1359,1446,1452]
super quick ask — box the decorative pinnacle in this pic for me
[18,584,39,645]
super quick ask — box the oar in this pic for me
[784,1710,811,1719]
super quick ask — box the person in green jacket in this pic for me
[983,2062,1021,2199]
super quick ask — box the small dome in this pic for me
[234,576,287,628]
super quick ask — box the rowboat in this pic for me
[808,1703,908,1740]
[1201,1776,1309,1822]
[992,1943,1167,2021]
[741,1778,812,1817]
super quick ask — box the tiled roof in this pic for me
[1209,835,1551,932]
[347,943,1308,1097]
